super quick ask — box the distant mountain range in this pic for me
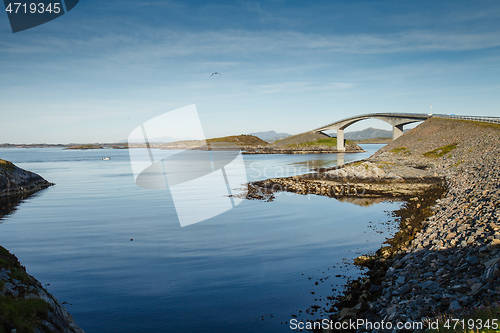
[344,127,393,140]
[249,131,291,143]
[250,128,399,143]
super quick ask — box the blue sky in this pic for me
[1,0,500,143]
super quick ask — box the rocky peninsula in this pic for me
[251,117,500,330]
[0,160,84,333]
[0,160,53,198]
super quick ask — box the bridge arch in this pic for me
[312,113,431,151]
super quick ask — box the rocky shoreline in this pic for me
[0,159,53,198]
[252,160,444,198]
[1,159,85,332]
[250,118,500,331]
[1,247,85,333]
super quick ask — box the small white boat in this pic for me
[102,157,111,160]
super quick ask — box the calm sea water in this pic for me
[0,145,399,333]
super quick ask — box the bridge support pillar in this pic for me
[393,124,403,140]
[337,129,345,152]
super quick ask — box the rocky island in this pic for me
[0,160,84,333]
[251,117,500,330]
[243,131,364,154]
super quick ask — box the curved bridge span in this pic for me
[312,113,500,151]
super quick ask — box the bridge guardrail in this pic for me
[434,115,500,124]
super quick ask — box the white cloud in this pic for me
[3,28,500,60]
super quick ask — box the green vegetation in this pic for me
[0,246,50,333]
[10,269,31,285]
[207,135,268,146]
[390,146,408,154]
[350,161,371,170]
[426,304,500,333]
[1,246,21,270]
[0,297,50,333]
[0,159,15,173]
[423,144,457,158]
[287,137,354,148]
[0,247,32,285]
[293,137,337,147]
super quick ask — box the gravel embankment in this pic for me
[325,118,500,331]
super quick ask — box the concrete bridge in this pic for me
[312,113,500,151]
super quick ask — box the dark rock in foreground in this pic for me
[0,159,53,198]
[1,246,85,333]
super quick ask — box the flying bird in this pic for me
[211,72,221,76]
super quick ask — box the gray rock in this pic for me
[387,305,398,316]
[485,256,500,268]
[4,282,18,298]
[471,283,483,293]
[459,296,472,307]
[399,284,411,295]
[0,268,10,281]
[482,264,498,282]
[449,300,462,311]
[452,284,470,294]
[420,281,439,291]
[467,256,480,266]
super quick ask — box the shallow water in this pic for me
[0,145,400,333]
